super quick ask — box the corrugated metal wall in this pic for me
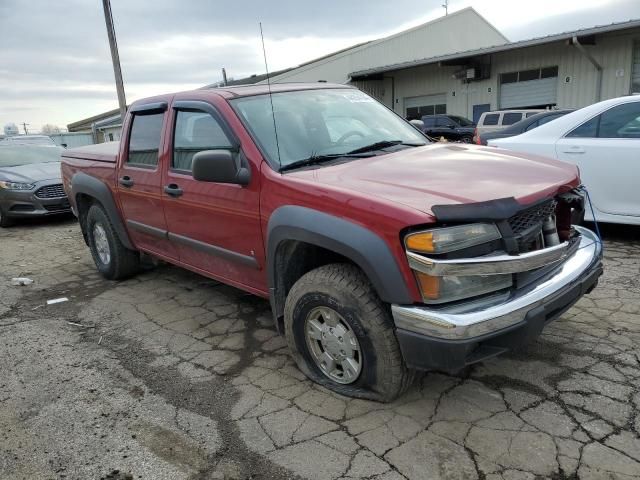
[391,29,638,119]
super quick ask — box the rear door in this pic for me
[116,102,178,260]
[162,99,266,294]
[556,101,640,217]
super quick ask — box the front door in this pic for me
[162,99,266,295]
[116,104,178,260]
[556,101,640,218]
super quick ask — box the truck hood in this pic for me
[290,144,578,215]
[0,161,62,183]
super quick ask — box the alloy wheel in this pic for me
[304,306,362,384]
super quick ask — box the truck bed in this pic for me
[61,141,119,163]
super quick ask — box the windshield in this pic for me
[0,145,63,167]
[231,88,427,169]
[449,116,474,127]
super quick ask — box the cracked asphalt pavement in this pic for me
[2,217,640,480]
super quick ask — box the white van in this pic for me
[475,110,545,137]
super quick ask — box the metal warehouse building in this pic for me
[262,7,640,123]
[69,7,640,136]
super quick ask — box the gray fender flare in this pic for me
[71,172,134,250]
[267,205,412,319]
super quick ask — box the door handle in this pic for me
[562,146,585,154]
[164,184,183,197]
[119,176,134,187]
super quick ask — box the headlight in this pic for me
[405,223,500,254]
[415,271,512,304]
[0,181,35,190]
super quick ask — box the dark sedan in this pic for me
[0,145,70,227]
[421,114,476,143]
[476,109,574,145]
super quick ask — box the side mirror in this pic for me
[192,150,250,186]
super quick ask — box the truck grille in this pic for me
[35,184,65,199]
[508,199,557,252]
[508,200,557,235]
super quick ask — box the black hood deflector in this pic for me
[431,197,524,223]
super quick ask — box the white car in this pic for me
[489,96,640,225]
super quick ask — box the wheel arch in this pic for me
[267,206,412,331]
[71,172,134,250]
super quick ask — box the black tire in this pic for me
[0,208,14,228]
[284,263,415,402]
[86,204,140,280]
[460,135,473,144]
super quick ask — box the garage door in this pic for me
[499,67,558,109]
[405,94,447,120]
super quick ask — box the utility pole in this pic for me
[21,122,29,134]
[102,0,127,122]
[222,68,228,86]
[442,0,448,15]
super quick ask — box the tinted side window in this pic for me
[128,113,164,166]
[173,110,232,171]
[567,116,599,138]
[436,117,451,127]
[524,120,539,131]
[538,113,563,126]
[422,117,436,128]
[598,103,640,138]
[502,113,523,125]
[483,114,500,126]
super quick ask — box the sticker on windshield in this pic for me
[341,91,375,103]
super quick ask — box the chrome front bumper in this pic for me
[392,226,602,340]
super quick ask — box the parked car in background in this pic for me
[62,83,602,401]
[0,135,56,146]
[0,145,70,227]
[476,110,574,145]
[420,114,475,142]
[489,95,640,225]
[476,109,545,136]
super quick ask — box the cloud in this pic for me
[1,0,639,129]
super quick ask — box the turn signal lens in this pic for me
[405,223,500,254]
[405,232,434,253]
[415,272,440,300]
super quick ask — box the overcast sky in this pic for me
[1,0,639,131]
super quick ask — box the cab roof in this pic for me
[202,82,354,99]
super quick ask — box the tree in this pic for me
[41,124,61,135]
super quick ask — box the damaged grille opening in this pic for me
[507,199,558,253]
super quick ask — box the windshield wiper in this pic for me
[347,140,424,154]
[279,153,370,172]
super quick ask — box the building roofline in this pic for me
[351,17,640,77]
[67,107,122,130]
[267,8,505,83]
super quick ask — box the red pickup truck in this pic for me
[61,83,602,401]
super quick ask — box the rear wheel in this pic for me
[460,135,473,143]
[86,204,140,280]
[284,263,414,402]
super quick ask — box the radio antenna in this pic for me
[259,22,282,169]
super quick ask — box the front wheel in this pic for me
[284,263,414,402]
[460,135,473,143]
[0,208,14,228]
[86,204,140,280]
